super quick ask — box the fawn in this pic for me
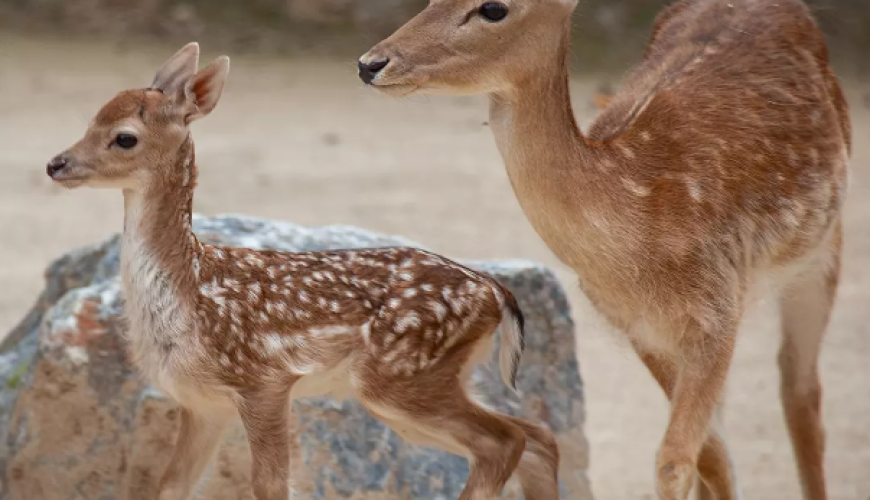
[46,42,559,500]
[359,0,851,499]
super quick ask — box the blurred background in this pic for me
[0,0,868,498]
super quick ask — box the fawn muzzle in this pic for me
[46,154,69,178]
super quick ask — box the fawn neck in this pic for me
[121,137,201,338]
[487,24,630,269]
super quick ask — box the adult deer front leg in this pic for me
[237,384,295,500]
[633,343,738,500]
[655,321,737,500]
[157,407,232,500]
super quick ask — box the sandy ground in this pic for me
[0,37,867,499]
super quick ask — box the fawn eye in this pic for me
[114,134,138,149]
[479,2,508,22]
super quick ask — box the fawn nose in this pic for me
[358,58,390,84]
[46,155,68,178]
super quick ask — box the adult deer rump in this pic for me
[360,0,850,499]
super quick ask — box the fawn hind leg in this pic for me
[362,387,525,500]
[355,341,557,500]
[777,228,840,500]
[372,408,559,500]
[502,414,560,499]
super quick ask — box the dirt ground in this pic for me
[1,36,867,499]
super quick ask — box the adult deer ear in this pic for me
[183,56,230,123]
[151,42,200,97]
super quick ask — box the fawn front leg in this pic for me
[237,386,293,500]
[655,323,737,500]
[157,407,232,500]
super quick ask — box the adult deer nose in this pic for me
[358,58,390,84]
[46,154,68,178]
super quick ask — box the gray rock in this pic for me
[0,215,590,500]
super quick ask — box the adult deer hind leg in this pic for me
[777,226,841,500]
[631,343,739,500]
[643,313,739,500]
[355,339,559,500]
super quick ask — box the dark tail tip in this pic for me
[500,282,525,390]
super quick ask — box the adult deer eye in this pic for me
[479,2,508,22]
[115,134,138,149]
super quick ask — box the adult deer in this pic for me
[359,0,851,499]
[46,42,559,500]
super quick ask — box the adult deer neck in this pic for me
[487,27,607,193]
[486,26,626,269]
[121,137,201,317]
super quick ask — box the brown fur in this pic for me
[47,43,559,500]
[362,0,850,499]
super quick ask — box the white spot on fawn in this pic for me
[247,282,261,302]
[361,320,373,343]
[449,297,468,315]
[223,278,240,292]
[431,302,448,321]
[264,334,287,354]
[395,311,422,332]
[309,325,354,337]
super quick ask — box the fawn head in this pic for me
[359,0,577,96]
[47,43,229,190]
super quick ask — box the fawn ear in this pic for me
[152,42,200,96]
[183,56,230,123]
